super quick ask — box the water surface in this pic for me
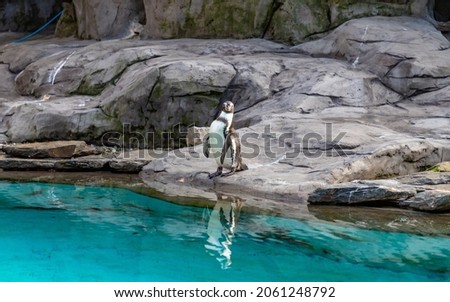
[0,181,449,281]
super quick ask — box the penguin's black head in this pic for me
[222,101,234,113]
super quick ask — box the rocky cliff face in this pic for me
[57,0,433,44]
[0,1,441,44]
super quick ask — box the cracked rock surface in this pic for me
[1,16,450,212]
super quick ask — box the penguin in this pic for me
[203,101,248,179]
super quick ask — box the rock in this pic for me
[308,172,450,213]
[266,0,413,43]
[106,149,153,172]
[108,159,150,173]
[0,64,21,99]
[0,152,151,173]
[53,158,108,170]
[0,156,107,171]
[3,39,241,148]
[307,180,417,205]
[99,55,236,148]
[143,158,171,173]
[13,40,162,97]
[3,98,114,144]
[332,139,446,182]
[72,0,145,39]
[295,16,450,97]
[397,172,450,186]
[187,127,209,146]
[0,40,93,74]
[217,57,283,117]
[55,2,78,38]
[0,143,151,173]
[142,0,273,40]
[140,0,419,44]
[400,190,450,212]
[1,141,98,159]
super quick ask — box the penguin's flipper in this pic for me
[202,133,210,158]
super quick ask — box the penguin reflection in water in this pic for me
[204,194,243,269]
[203,101,248,178]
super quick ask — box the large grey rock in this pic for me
[0,156,108,171]
[98,54,236,148]
[3,38,261,148]
[1,140,97,159]
[307,180,417,205]
[0,149,151,173]
[3,97,114,143]
[295,16,450,97]
[2,39,288,147]
[332,139,447,182]
[307,176,450,213]
[0,40,93,74]
[13,40,162,97]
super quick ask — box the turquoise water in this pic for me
[0,181,449,282]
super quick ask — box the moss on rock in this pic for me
[428,162,450,172]
[55,2,78,38]
[329,0,411,28]
[76,77,107,96]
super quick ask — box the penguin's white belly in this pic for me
[208,120,225,157]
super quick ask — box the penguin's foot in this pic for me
[221,170,235,177]
[208,171,222,178]
[208,167,223,179]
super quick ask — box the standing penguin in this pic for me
[203,101,248,178]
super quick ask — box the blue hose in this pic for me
[13,9,64,43]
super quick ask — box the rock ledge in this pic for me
[0,141,151,173]
[308,172,450,213]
